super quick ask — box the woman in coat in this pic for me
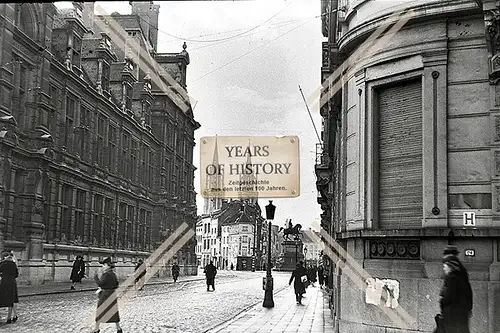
[289,262,307,304]
[0,251,19,323]
[70,255,86,290]
[92,257,122,333]
[437,255,472,333]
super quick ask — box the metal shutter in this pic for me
[378,79,422,229]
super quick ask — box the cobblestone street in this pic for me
[0,271,291,333]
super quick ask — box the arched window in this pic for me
[15,4,37,40]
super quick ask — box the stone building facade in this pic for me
[317,0,500,332]
[0,2,199,284]
[196,199,265,270]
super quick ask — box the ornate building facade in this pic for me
[317,0,500,332]
[0,2,199,284]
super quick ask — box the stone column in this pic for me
[22,194,46,285]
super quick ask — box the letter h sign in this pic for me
[463,212,476,227]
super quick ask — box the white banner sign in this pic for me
[200,135,300,198]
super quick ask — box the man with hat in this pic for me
[92,257,122,333]
[435,246,473,333]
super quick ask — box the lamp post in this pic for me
[263,200,276,308]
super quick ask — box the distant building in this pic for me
[301,229,323,267]
[0,2,199,284]
[196,199,264,270]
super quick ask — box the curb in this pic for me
[19,276,206,298]
[203,285,292,333]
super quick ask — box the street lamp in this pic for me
[263,200,276,308]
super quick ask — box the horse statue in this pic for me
[279,219,302,241]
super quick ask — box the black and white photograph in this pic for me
[0,0,495,332]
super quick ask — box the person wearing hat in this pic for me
[92,257,122,333]
[70,255,86,290]
[134,259,147,291]
[289,261,308,305]
[435,247,473,333]
[0,251,19,324]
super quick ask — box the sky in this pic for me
[57,0,324,231]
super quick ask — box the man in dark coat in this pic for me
[0,251,19,323]
[171,262,180,282]
[317,265,325,287]
[289,262,307,304]
[70,255,86,290]
[134,259,146,291]
[204,261,217,291]
[93,257,122,333]
[437,252,472,333]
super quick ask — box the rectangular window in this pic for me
[79,107,91,160]
[104,198,114,246]
[449,193,492,209]
[119,203,127,247]
[61,185,73,242]
[146,211,152,251]
[141,146,147,185]
[125,84,132,110]
[75,190,86,241]
[131,140,137,182]
[127,205,134,248]
[148,151,154,188]
[95,116,106,166]
[72,35,82,67]
[139,209,146,250]
[122,132,130,177]
[242,226,248,232]
[108,125,117,172]
[65,96,76,151]
[102,62,110,92]
[93,194,103,245]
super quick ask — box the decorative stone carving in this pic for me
[484,6,500,84]
[369,240,420,259]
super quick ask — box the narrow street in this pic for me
[0,271,291,333]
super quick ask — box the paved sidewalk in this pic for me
[207,284,334,333]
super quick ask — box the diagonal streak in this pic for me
[94,5,195,113]
[310,230,416,329]
[87,223,193,326]
[307,8,416,110]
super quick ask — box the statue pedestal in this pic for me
[280,240,304,271]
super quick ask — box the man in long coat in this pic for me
[289,262,307,304]
[437,250,473,333]
[204,261,217,291]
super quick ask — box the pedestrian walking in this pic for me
[203,261,217,291]
[0,251,19,324]
[134,259,146,291]
[308,265,317,287]
[230,263,234,270]
[318,265,324,287]
[434,246,473,333]
[70,255,86,290]
[92,257,122,333]
[171,262,180,282]
[289,262,308,305]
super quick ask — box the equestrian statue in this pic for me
[279,219,302,241]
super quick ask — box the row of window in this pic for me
[49,186,153,250]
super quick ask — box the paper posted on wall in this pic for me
[365,278,400,309]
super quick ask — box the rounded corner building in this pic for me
[317,0,500,332]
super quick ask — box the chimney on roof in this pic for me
[82,2,95,34]
[130,1,160,52]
